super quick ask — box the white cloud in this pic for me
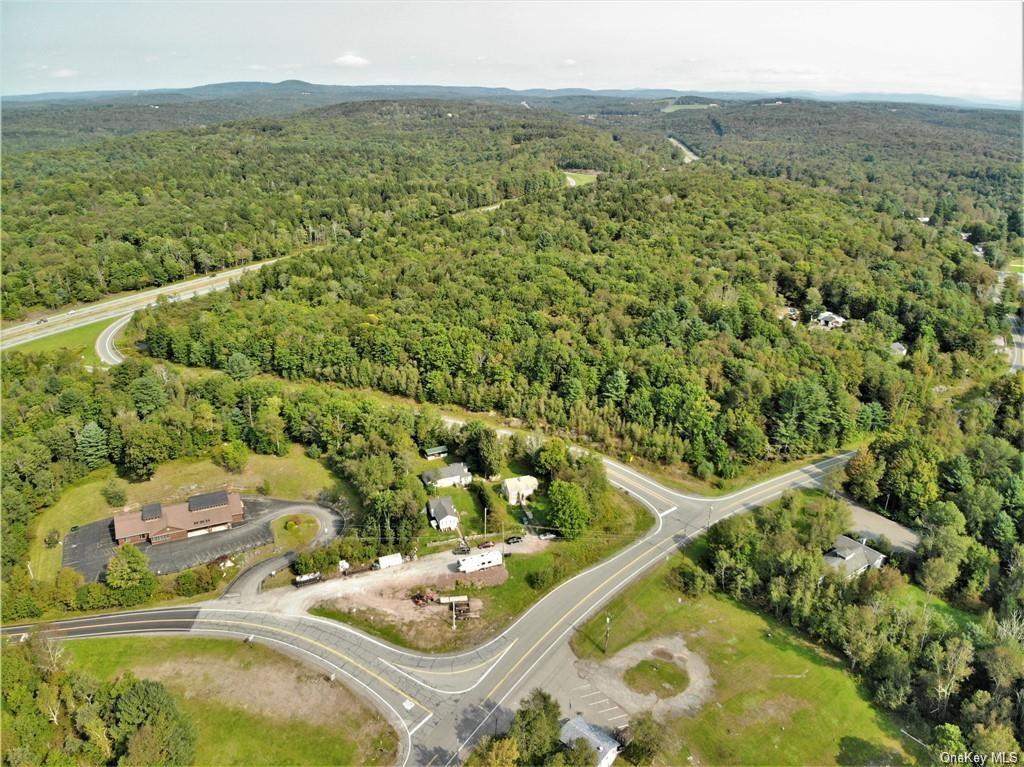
[51,68,78,78]
[333,52,369,68]
[247,63,270,71]
[562,58,577,67]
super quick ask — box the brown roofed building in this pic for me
[113,490,243,545]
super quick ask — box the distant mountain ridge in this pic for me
[5,79,1019,111]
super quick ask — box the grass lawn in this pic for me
[661,103,714,112]
[29,444,341,583]
[65,636,397,766]
[892,582,978,630]
[271,513,320,551]
[623,658,689,698]
[8,317,115,366]
[571,553,927,766]
[1007,257,1024,274]
[565,171,598,186]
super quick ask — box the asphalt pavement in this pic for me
[61,497,341,582]
[7,450,853,766]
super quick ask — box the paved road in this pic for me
[1008,314,1024,372]
[667,135,700,163]
[1,258,283,357]
[4,450,852,766]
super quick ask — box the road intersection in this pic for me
[4,449,853,766]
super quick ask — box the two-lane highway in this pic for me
[4,449,854,765]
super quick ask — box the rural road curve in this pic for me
[1,257,283,357]
[5,449,854,766]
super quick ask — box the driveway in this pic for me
[62,496,341,582]
[843,496,920,553]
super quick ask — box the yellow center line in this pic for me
[392,639,518,675]
[605,469,679,507]
[38,616,431,715]
[485,529,681,700]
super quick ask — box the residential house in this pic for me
[822,535,886,580]
[559,717,620,767]
[421,462,473,489]
[114,490,244,545]
[814,311,846,330]
[890,341,907,357]
[426,496,460,531]
[501,475,540,505]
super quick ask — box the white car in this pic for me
[538,532,557,540]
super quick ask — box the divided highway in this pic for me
[3,449,853,766]
[0,258,282,359]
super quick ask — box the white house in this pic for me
[814,311,846,330]
[421,462,473,489]
[890,341,908,357]
[559,717,620,767]
[426,496,460,532]
[823,535,886,580]
[501,475,539,505]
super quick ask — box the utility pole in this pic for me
[484,506,488,537]
[603,613,611,654]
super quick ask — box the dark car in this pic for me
[505,536,523,545]
[453,545,471,556]
[478,541,495,549]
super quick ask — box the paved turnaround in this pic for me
[3,450,852,766]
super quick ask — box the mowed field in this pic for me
[5,317,114,366]
[66,636,397,766]
[572,552,928,766]
[29,444,344,582]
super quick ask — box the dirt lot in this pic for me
[319,564,509,630]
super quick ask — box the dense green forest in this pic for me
[660,101,1023,233]
[1,101,669,316]
[140,163,1010,477]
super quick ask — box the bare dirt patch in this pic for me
[575,636,713,721]
[133,653,372,731]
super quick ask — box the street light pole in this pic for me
[603,613,611,654]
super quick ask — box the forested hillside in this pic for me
[1,101,669,317]
[139,164,1009,477]
[660,101,1023,233]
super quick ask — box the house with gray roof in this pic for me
[421,462,472,489]
[823,535,886,580]
[559,717,620,767]
[426,496,460,532]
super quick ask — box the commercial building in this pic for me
[113,490,244,545]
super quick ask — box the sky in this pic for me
[2,1,1021,102]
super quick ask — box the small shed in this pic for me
[423,445,448,460]
[559,717,620,767]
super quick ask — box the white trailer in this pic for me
[374,552,403,570]
[458,550,504,573]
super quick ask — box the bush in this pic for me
[44,529,61,548]
[527,560,565,591]
[257,479,271,496]
[665,559,713,597]
[212,440,249,473]
[75,582,111,611]
[174,571,199,597]
[102,478,128,507]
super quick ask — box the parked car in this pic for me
[538,532,556,540]
[478,541,495,549]
[453,544,471,555]
[505,536,523,545]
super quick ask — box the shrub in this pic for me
[665,559,713,597]
[102,478,128,507]
[257,479,271,496]
[212,440,249,473]
[44,529,61,548]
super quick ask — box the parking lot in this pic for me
[62,497,334,582]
